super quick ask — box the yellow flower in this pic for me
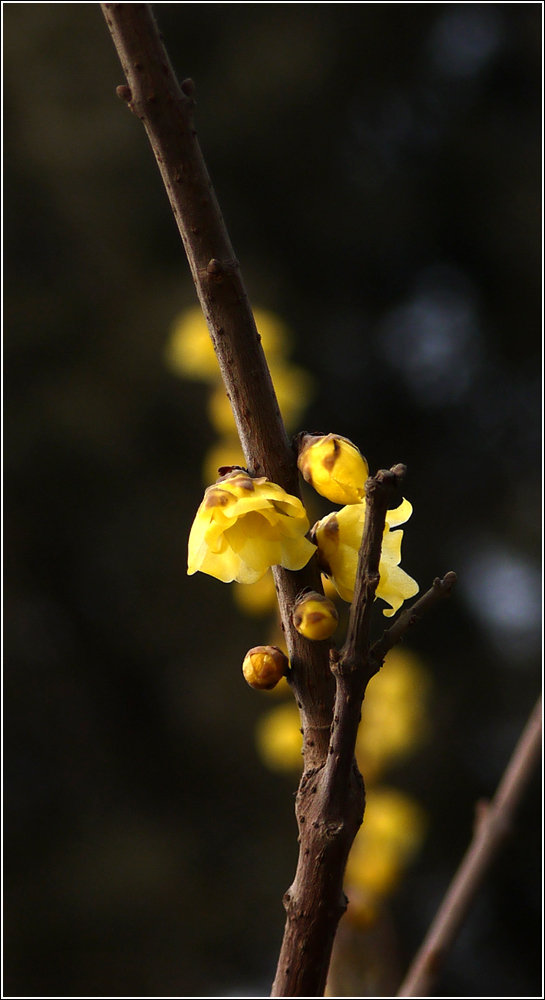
[312,499,418,615]
[292,591,339,641]
[242,646,289,690]
[297,433,369,505]
[188,470,316,584]
[165,305,292,381]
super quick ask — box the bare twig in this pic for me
[398,694,542,998]
[371,570,457,666]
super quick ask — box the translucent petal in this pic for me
[378,564,419,617]
[385,498,413,529]
[381,528,404,567]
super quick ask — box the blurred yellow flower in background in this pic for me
[255,645,430,777]
[208,363,314,436]
[256,701,303,771]
[167,304,316,492]
[165,304,220,382]
[188,470,316,584]
[232,570,279,617]
[165,305,292,381]
[313,499,419,615]
[357,648,430,781]
[202,437,246,486]
[344,787,427,919]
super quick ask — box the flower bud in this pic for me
[242,645,289,690]
[292,591,339,641]
[297,433,369,505]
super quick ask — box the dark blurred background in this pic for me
[3,3,542,997]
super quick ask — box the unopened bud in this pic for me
[297,433,368,505]
[242,645,289,690]
[292,591,339,641]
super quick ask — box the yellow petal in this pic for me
[313,500,418,614]
[377,564,419,617]
[385,498,413,529]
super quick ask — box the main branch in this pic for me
[101,6,457,996]
[100,3,334,776]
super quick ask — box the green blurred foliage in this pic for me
[3,4,541,997]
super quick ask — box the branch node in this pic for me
[116,84,132,103]
[181,76,196,99]
[206,257,223,278]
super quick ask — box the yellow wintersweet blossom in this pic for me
[357,648,430,781]
[312,499,419,616]
[345,787,426,900]
[187,469,316,584]
[298,433,369,505]
[255,701,303,771]
[165,305,292,381]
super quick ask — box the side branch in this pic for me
[398,694,542,998]
[342,464,406,672]
[371,570,457,666]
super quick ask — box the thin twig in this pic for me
[397,694,542,998]
[371,570,457,666]
[343,465,406,672]
[319,466,405,816]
